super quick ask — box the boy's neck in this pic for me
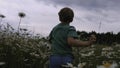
[61,21,70,25]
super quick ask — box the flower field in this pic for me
[0,24,51,68]
[0,24,120,68]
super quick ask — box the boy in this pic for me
[49,7,96,68]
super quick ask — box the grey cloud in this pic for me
[36,0,120,33]
[38,0,120,24]
[38,0,120,10]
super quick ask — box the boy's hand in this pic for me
[89,34,96,44]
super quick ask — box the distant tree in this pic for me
[18,12,26,32]
[77,30,119,45]
[105,32,113,45]
[117,32,120,44]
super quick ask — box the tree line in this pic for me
[77,31,120,45]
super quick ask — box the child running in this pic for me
[49,7,96,68]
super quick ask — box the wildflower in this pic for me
[18,12,26,32]
[24,59,29,61]
[78,62,86,68]
[0,14,5,28]
[0,62,5,66]
[103,61,112,68]
[0,14,5,18]
[62,63,74,68]
[34,54,39,57]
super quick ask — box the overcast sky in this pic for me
[0,0,120,36]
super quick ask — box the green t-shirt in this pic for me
[49,23,78,55]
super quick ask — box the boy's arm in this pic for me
[68,34,96,47]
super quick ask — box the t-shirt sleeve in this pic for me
[68,26,78,38]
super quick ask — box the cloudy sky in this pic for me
[0,0,120,36]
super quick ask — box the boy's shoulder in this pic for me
[69,26,76,31]
[69,26,76,29]
[52,23,76,31]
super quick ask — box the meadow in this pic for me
[0,23,120,68]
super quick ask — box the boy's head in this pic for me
[58,7,74,23]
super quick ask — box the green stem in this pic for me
[18,17,22,33]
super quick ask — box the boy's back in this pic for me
[50,23,78,55]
